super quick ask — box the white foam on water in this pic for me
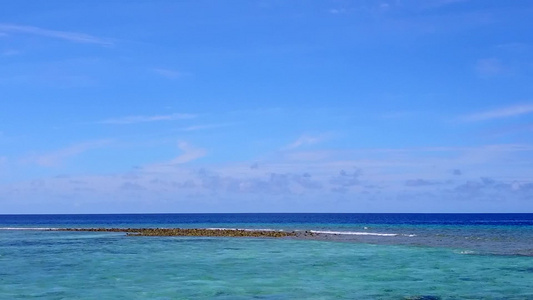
[206,228,415,237]
[0,227,61,231]
[309,230,398,237]
[206,227,233,230]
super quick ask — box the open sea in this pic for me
[0,213,532,299]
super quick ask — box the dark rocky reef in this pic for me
[53,227,318,239]
[127,228,297,238]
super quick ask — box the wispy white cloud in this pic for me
[482,122,533,138]
[329,8,347,14]
[462,103,533,122]
[284,134,330,150]
[4,141,533,213]
[99,113,196,125]
[26,140,111,167]
[0,23,112,46]
[496,42,530,52]
[178,123,232,132]
[171,141,207,164]
[138,141,207,173]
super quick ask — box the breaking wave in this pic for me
[309,230,399,237]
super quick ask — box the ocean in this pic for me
[0,213,532,299]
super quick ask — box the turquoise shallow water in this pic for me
[1,230,532,299]
[1,214,532,299]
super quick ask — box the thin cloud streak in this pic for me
[0,23,112,46]
[141,140,207,171]
[172,141,207,164]
[99,113,196,125]
[25,140,111,167]
[462,104,533,122]
[284,134,329,150]
[178,123,232,132]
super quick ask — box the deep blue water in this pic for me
[2,212,533,226]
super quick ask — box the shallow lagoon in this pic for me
[1,214,532,299]
[1,229,532,299]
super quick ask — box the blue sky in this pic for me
[1,0,532,213]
